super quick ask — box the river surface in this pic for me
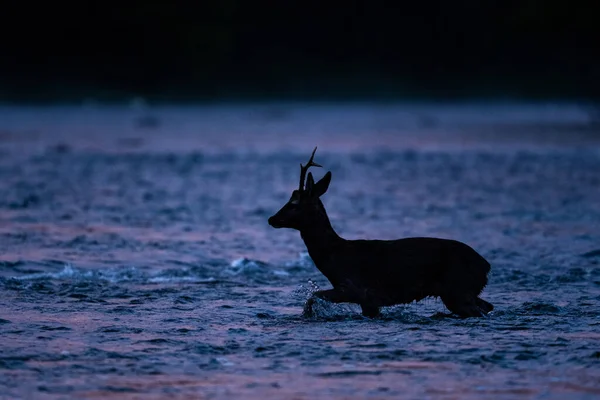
[1,102,599,399]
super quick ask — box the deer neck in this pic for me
[299,203,343,265]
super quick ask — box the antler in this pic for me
[299,146,322,191]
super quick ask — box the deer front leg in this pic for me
[303,288,352,317]
[313,288,351,302]
[303,286,381,318]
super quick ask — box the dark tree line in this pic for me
[0,1,598,101]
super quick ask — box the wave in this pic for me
[0,252,317,286]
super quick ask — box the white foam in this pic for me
[284,251,315,269]
[148,276,216,284]
[226,258,269,275]
[15,264,93,281]
[12,264,215,285]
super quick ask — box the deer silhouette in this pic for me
[268,147,493,318]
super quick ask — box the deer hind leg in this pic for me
[475,297,493,313]
[360,304,380,318]
[440,260,492,318]
[441,294,489,318]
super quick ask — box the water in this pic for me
[1,102,599,399]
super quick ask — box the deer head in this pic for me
[268,147,332,231]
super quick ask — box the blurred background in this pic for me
[1,0,599,103]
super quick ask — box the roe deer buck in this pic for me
[268,147,493,318]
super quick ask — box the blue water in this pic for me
[0,102,599,399]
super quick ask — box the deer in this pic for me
[268,147,493,318]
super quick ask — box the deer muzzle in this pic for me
[268,215,284,228]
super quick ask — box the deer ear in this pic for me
[306,172,315,194]
[312,171,331,197]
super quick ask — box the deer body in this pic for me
[268,148,493,318]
